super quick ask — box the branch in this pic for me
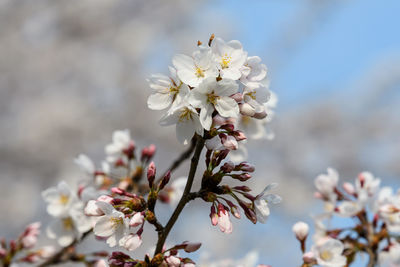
[38,230,91,267]
[154,135,205,255]
[159,137,196,179]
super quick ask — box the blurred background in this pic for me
[1,0,399,266]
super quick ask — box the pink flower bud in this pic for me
[292,221,309,241]
[231,92,243,102]
[97,195,114,204]
[222,135,238,150]
[147,161,156,187]
[210,206,218,226]
[233,131,247,141]
[253,110,267,119]
[238,162,255,172]
[166,255,181,267]
[21,222,41,249]
[221,161,235,173]
[213,115,228,126]
[141,144,156,162]
[343,182,355,195]
[183,242,202,253]
[130,212,144,227]
[111,187,125,195]
[302,251,315,263]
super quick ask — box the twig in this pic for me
[38,230,91,267]
[159,137,196,180]
[154,135,205,255]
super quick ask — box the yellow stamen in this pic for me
[178,108,193,122]
[59,194,69,205]
[207,91,219,105]
[110,217,123,229]
[195,67,205,78]
[320,250,333,261]
[221,53,231,69]
[247,91,257,100]
[62,217,74,230]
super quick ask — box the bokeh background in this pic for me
[1,0,400,266]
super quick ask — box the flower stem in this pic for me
[154,135,205,255]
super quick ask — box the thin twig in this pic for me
[38,230,91,267]
[154,135,205,255]
[159,137,196,180]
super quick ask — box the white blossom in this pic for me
[355,171,381,205]
[159,101,203,145]
[189,77,239,130]
[46,204,92,247]
[147,67,190,110]
[254,183,282,223]
[93,201,129,247]
[42,181,78,217]
[105,129,133,163]
[74,154,95,176]
[240,56,268,89]
[211,37,247,80]
[311,238,346,267]
[172,47,218,87]
[292,221,309,241]
[315,168,339,204]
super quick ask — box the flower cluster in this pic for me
[294,168,400,267]
[148,34,276,162]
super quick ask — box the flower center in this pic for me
[195,67,205,78]
[59,194,69,205]
[320,250,333,261]
[169,86,179,95]
[246,91,257,100]
[110,217,123,229]
[207,91,219,105]
[221,53,231,69]
[62,217,74,230]
[178,108,193,122]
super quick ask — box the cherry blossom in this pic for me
[254,183,281,223]
[188,77,239,130]
[311,238,346,267]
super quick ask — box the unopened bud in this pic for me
[292,221,309,241]
[159,171,171,190]
[231,93,243,102]
[231,173,252,181]
[253,110,267,119]
[210,206,218,226]
[184,242,202,253]
[343,182,355,195]
[240,103,255,117]
[302,251,316,264]
[147,161,156,188]
[221,161,235,173]
[233,131,246,141]
[237,162,255,172]
[141,144,156,162]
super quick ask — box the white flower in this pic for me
[312,238,346,267]
[147,67,190,110]
[93,201,129,247]
[377,187,400,232]
[172,47,218,87]
[74,154,95,176]
[240,56,268,89]
[355,171,380,205]
[105,129,133,163]
[292,221,309,241]
[254,183,282,223]
[42,181,78,217]
[119,233,142,251]
[336,200,362,217]
[46,204,92,247]
[379,240,400,267]
[189,77,239,130]
[242,86,270,114]
[228,142,248,163]
[211,37,247,80]
[159,101,203,145]
[315,168,339,203]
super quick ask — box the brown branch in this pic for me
[154,135,205,255]
[38,230,91,267]
[159,137,196,180]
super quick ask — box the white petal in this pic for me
[199,105,214,130]
[94,216,115,237]
[147,93,173,110]
[215,97,239,118]
[176,120,196,145]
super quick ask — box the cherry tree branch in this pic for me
[38,231,91,267]
[154,135,205,255]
